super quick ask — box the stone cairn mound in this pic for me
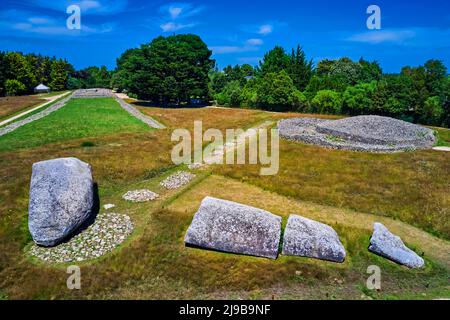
[122,189,159,202]
[160,171,196,190]
[278,115,436,153]
[369,223,424,268]
[72,88,114,98]
[282,214,346,263]
[185,197,282,259]
[29,213,134,263]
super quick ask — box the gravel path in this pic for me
[115,97,166,129]
[72,88,115,98]
[29,213,134,263]
[278,116,436,153]
[0,93,73,137]
[0,92,71,127]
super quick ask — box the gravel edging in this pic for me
[28,213,134,263]
[0,94,73,137]
[115,97,166,129]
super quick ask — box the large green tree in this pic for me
[49,59,69,91]
[258,46,290,76]
[115,34,214,104]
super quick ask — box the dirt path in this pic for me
[0,92,71,127]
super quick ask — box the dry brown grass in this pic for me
[213,137,450,239]
[0,95,44,120]
[0,103,448,300]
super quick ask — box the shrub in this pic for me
[255,70,301,111]
[5,79,26,96]
[311,89,342,114]
[343,81,377,114]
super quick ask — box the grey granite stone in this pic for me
[282,214,346,263]
[369,223,425,268]
[28,157,94,247]
[184,197,282,259]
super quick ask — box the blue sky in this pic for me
[0,0,449,72]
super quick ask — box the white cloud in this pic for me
[238,56,262,64]
[246,38,263,46]
[28,0,127,15]
[79,0,102,11]
[28,17,51,24]
[209,45,259,54]
[159,3,203,32]
[0,9,114,37]
[347,30,416,44]
[258,24,273,35]
[160,22,195,32]
[169,6,183,19]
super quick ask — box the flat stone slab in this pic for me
[282,215,346,263]
[184,197,282,259]
[122,189,159,202]
[28,157,94,247]
[369,223,425,268]
[278,116,436,153]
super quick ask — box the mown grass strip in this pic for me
[0,97,151,152]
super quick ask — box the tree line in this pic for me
[210,47,450,128]
[1,33,449,128]
[0,51,113,96]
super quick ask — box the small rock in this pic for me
[368,222,425,268]
[282,215,346,263]
[103,204,115,210]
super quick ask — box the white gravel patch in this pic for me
[160,171,196,190]
[29,213,134,263]
[188,163,204,170]
[123,189,159,202]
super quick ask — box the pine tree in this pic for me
[288,45,314,91]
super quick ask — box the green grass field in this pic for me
[0,97,448,300]
[0,98,150,152]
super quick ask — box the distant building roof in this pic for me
[35,84,50,90]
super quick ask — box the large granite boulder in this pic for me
[28,157,94,247]
[282,215,346,263]
[184,197,282,259]
[369,223,424,268]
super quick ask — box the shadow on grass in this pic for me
[131,101,210,109]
